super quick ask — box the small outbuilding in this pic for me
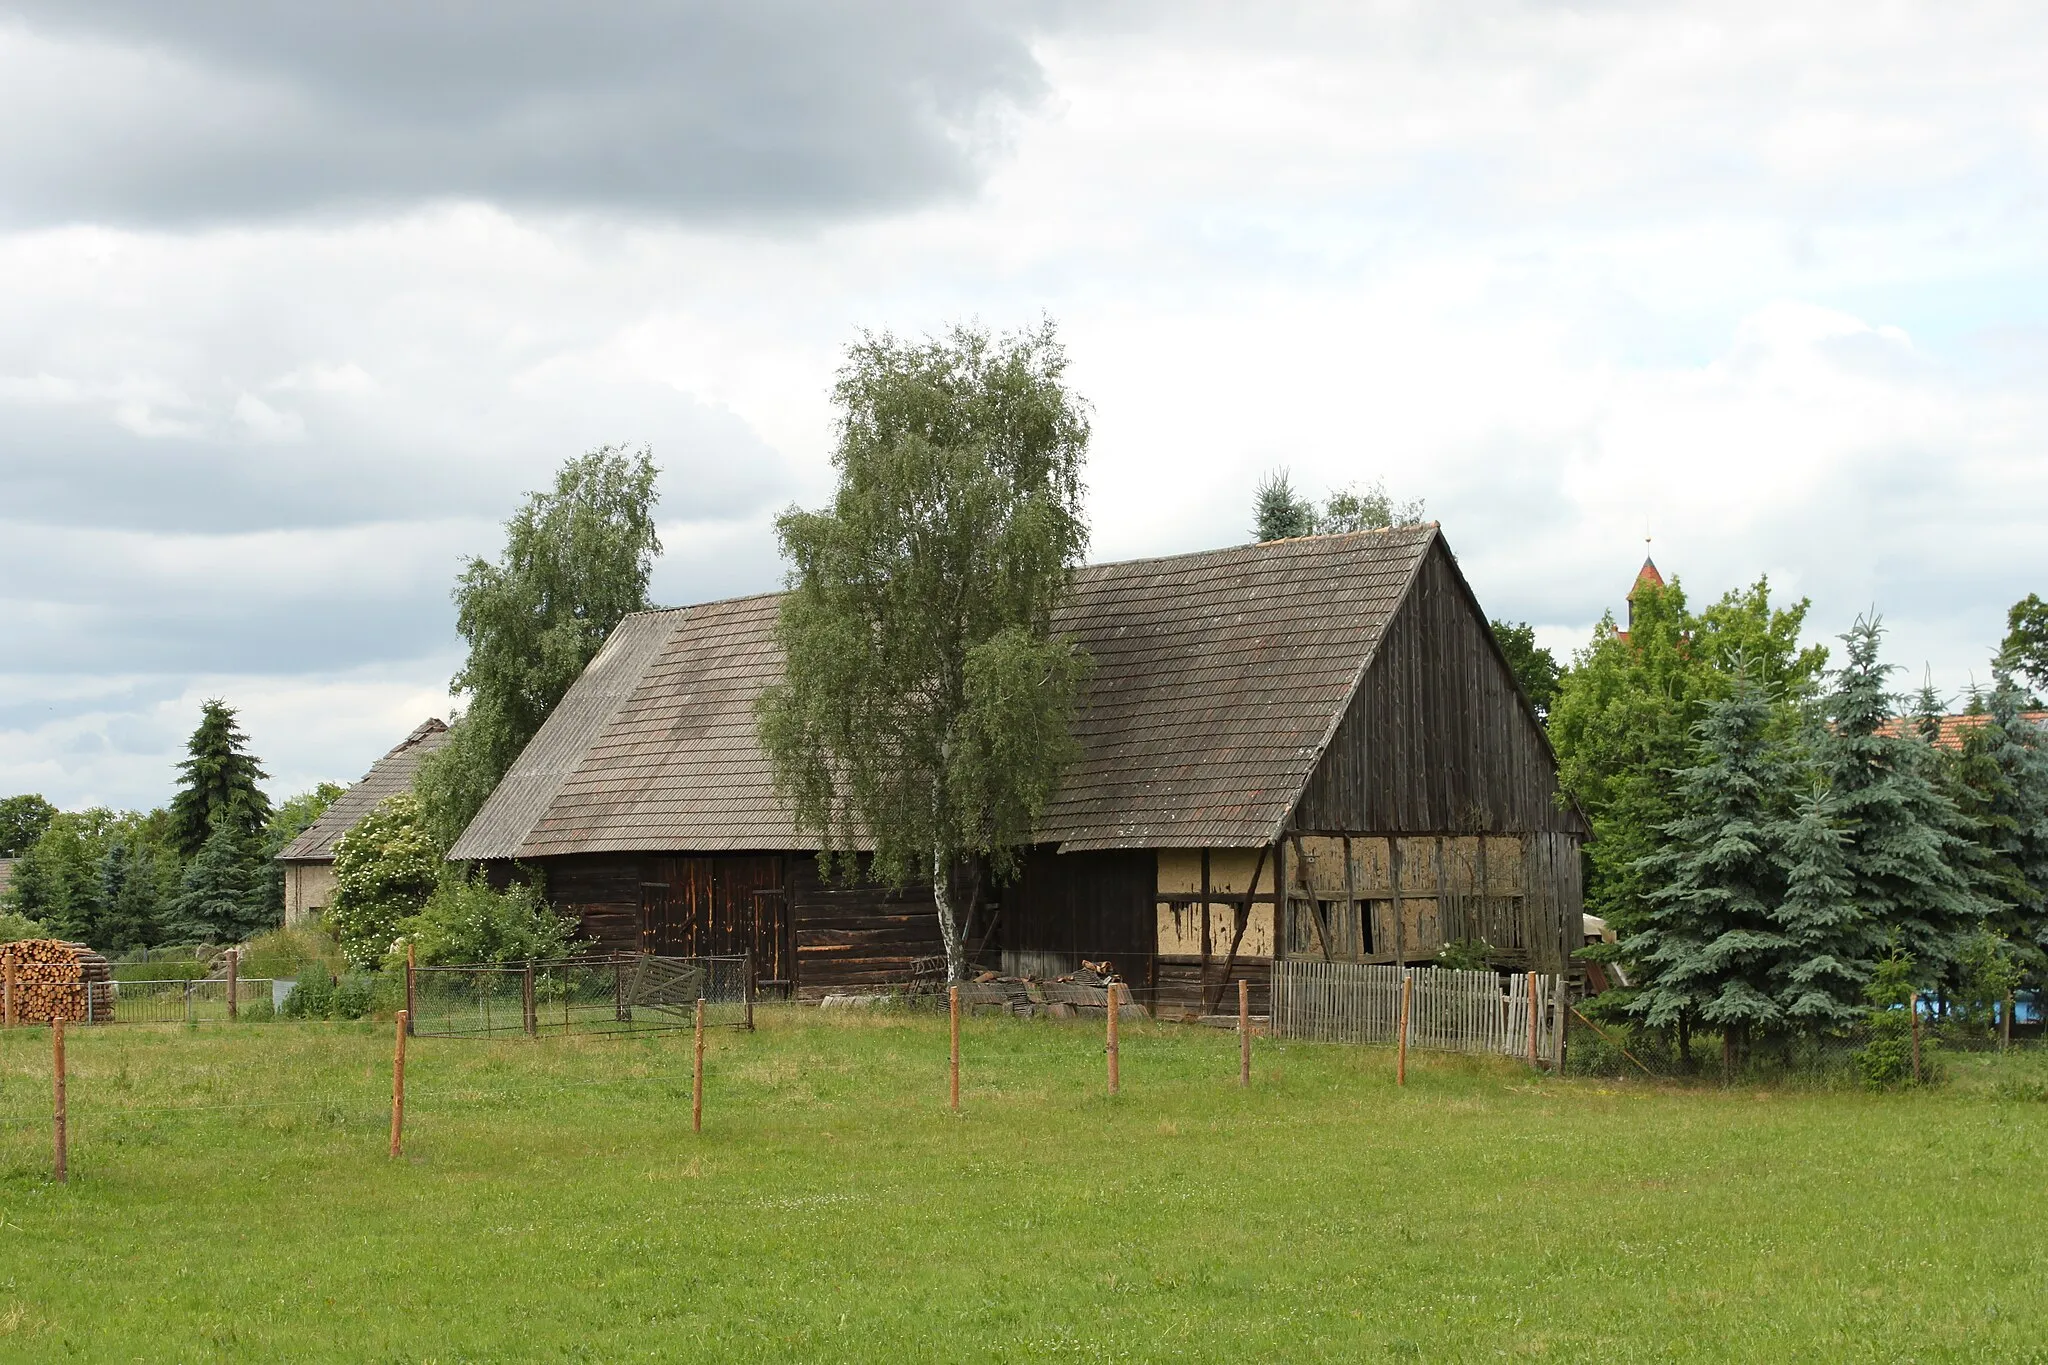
[450,525,1588,1007]
[276,718,450,925]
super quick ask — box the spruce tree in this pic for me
[1626,672,1797,1063]
[94,840,167,952]
[1955,669,2048,982]
[1774,787,1869,1029]
[165,819,269,944]
[168,700,273,858]
[1819,618,1986,988]
[1251,468,1316,542]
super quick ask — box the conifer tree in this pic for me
[1773,788,1869,1028]
[94,840,167,951]
[1251,468,1317,542]
[168,700,273,858]
[165,818,269,944]
[1818,618,1986,988]
[1626,672,1799,1064]
[1951,668,2048,982]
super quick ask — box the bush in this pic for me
[280,970,383,1021]
[327,795,441,968]
[0,908,48,941]
[1855,951,1942,1089]
[396,875,580,966]
[236,925,345,982]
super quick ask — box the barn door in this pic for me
[750,887,792,993]
[638,882,669,954]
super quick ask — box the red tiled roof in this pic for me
[1876,709,2048,752]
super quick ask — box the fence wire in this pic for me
[408,954,752,1038]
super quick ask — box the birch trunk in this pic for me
[933,846,966,983]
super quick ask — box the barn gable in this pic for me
[1295,536,1585,837]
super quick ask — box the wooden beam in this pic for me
[1288,833,1335,964]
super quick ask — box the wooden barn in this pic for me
[449,525,1588,1010]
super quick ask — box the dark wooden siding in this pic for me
[1296,540,1582,837]
[788,855,943,997]
[1000,848,1155,968]
[642,856,788,976]
[537,853,644,954]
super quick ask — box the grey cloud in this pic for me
[0,1,1068,226]
[0,366,799,535]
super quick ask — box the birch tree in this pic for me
[758,321,1090,982]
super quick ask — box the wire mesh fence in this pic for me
[82,977,277,1025]
[408,954,753,1038]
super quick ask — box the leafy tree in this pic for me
[327,794,442,967]
[1549,573,1825,933]
[168,700,272,858]
[6,808,118,937]
[1817,617,1986,989]
[398,875,579,966]
[1252,468,1316,542]
[759,321,1091,982]
[2002,592,2048,699]
[164,818,270,944]
[1317,478,1425,533]
[1624,672,1859,1066]
[0,794,56,857]
[6,807,179,947]
[418,445,662,848]
[1252,471,1425,542]
[1489,620,1562,721]
[257,783,347,918]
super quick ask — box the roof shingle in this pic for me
[451,525,1441,860]
[277,718,451,862]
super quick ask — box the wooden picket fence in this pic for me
[1270,961,1565,1067]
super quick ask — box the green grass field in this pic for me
[1,1010,2043,1362]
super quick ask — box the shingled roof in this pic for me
[278,718,451,862]
[451,525,1449,860]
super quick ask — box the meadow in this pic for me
[0,1008,2042,1362]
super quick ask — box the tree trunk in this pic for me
[932,846,966,983]
[1677,1013,1692,1069]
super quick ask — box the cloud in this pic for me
[4,0,2048,812]
[0,1,1068,227]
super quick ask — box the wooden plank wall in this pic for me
[788,855,944,997]
[1295,541,1583,837]
[1001,847,1156,978]
[539,853,645,954]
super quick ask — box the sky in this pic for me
[4,0,2047,812]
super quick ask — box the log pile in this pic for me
[1,939,114,1024]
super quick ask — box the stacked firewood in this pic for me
[0,939,114,1024]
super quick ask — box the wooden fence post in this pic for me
[1106,980,1121,1097]
[1238,977,1250,1087]
[53,1017,67,1184]
[522,960,537,1038]
[744,956,755,1033]
[2003,992,2014,1052]
[1526,972,1539,1069]
[692,998,706,1134]
[226,948,239,1021]
[949,985,961,1111]
[405,941,417,1037]
[1909,992,1922,1084]
[1397,971,1412,1086]
[389,1009,408,1159]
